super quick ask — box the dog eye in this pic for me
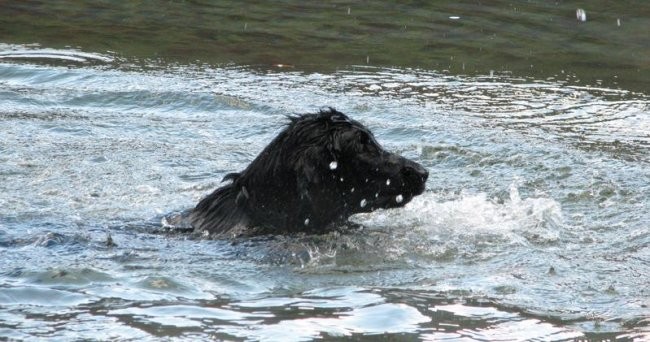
[357,132,381,154]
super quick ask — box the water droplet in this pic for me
[375,193,379,198]
[329,161,338,170]
[449,16,460,20]
[360,199,367,208]
[386,179,391,186]
[365,178,369,183]
[304,218,310,226]
[340,177,344,182]
[367,84,382,92]
[395,194,404,203]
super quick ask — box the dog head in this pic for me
[192,108,429,234]
[284,108,429,222]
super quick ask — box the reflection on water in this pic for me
[1,42,649,341]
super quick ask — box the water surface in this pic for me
[1,1,649,341]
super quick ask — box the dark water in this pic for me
[1,1,649,341]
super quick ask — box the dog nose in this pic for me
[403,161,428,182]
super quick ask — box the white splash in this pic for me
[395,194,404,203]
[386,179,391,186]
[329,161,338,170]
[304,218,310,226]
[360,199,367,208]
[352,185,564,245]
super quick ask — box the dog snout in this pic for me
[402,160,428,194]
[404,160,428,181]
[384,153,428,190]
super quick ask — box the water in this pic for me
[1,1,649,341]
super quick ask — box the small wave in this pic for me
[0,44,113,64]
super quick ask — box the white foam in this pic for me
[352,185,563,244]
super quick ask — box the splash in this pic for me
[272,184,565,270]
[345,184,564,262]
[366,186,560,235]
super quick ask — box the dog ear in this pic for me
[297,174,313,202]
[295,155,318,205]
[294,146,322,185]
[327,129,342,158]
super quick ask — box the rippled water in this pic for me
[1,43,649,341]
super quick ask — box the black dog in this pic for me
[190,108,428,235]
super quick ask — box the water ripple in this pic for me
[0,59,648,340]
[0,44,113,64]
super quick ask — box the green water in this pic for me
[2,1,648,90]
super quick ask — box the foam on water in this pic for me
[350,185,563,253]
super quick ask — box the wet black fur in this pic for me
[190,108,428,235]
